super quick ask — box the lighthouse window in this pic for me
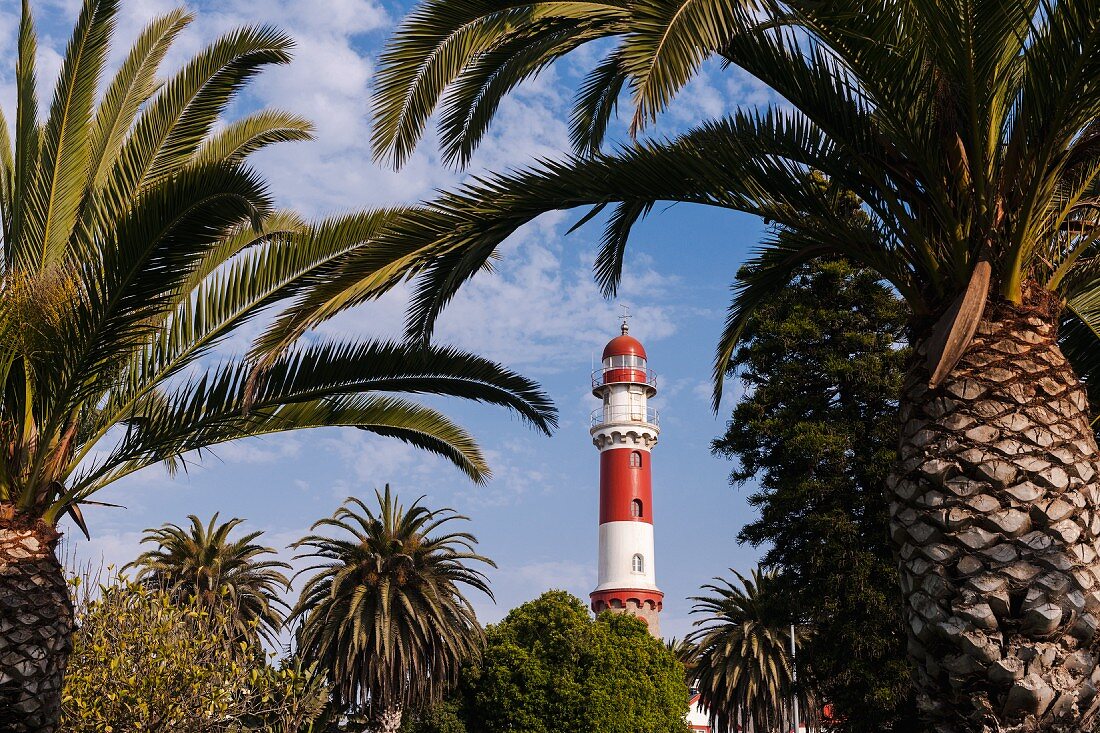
[629,451,643,468]
[632,554,645,573]
[631,499,643,517]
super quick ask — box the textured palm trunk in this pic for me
[0,511,72,733]
[372,705,403,733]
[890,292,1100,732]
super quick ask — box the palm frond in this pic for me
[9,0,40,269]
[249,209,425,358]
[381,118,922,346]
[437,13,624,167]
[82,24,292,240]
[68,394,488,505]
[371,0,627,167]
[0,105,15,245]
[192,110,314,166]
[39,164,270,435]
[86,9,193,189]
[27,0,119,266]
[620,0,748,133]
[570,49,628,156]
[145,26,295,186]
[65,338,555,503]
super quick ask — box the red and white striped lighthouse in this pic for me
[589,321,663,636]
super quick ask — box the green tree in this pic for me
[291,487,495,733]
[401,700,468,733]
[60,577,329,733]
[365,2,1100,730]
[0,2,555,729]
[684,568,811,733]
[126,514,291,645]
[462,591,689,733]
[711,258,918,731]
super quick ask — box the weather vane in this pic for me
[619,304,632,334]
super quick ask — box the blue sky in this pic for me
[6,0,776,640]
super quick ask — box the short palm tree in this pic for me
[291,486,494,733]
[0,2,554,730]
[126,514,291,645]
[686,568,810,733]
[360,2,1100,730]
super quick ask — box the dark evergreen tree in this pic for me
[712,259,919,732]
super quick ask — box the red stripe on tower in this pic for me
[598,449,653,523]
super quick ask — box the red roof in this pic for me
[602,334,647,360]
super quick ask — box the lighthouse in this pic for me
[589,321,663,636]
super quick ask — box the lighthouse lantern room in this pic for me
[589,321,663,636]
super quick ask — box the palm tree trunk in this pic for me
[0,511,72,733]
[372,705,403,733]
[891,292,1100,732]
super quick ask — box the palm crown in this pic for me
[0,0,556,532]
[686,568,811,732]
[291,486,494,717]
[367,0,1100,404]
[126,514,291,645]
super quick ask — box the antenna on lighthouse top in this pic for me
[619,304,631,334]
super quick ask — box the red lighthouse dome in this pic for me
[602,332,647,360]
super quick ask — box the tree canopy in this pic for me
[291,487,494,731]
[415,591,690,733]
[712,258,918,731]
[127,514,291,646]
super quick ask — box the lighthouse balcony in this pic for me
[590,367,657,395]
[590,406,660,428]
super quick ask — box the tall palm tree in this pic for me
[685,568,810,733]
[291,486,494,733]
[0,2,555,730]
[356,2,1100,730]
[126,514,291,646]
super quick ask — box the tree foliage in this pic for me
[432,591,689,733]
[61,577,329,732]
[683,568,813,733]
[365,0,1100,406]
[712,258,919,731]
[0,0,557,534]
[292,487,494,729]
[126,514,291,645]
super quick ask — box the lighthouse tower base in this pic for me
[591,588,664,637]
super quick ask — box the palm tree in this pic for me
[126,514,291,646]
[0,2,555,730]
[359,2,1100,730]
[291,486,494,733]
[685,568,810,733]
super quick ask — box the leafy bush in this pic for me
[61,576,328,732]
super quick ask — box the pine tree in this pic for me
[712,259,919,732]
